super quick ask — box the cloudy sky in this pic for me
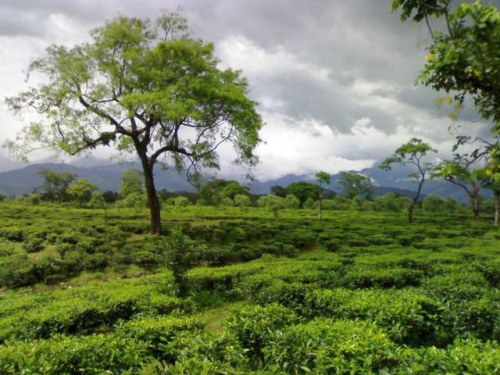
[0,0,495,180]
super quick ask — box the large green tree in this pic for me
[286,182,321,208]
[119,170,144,199]
[338,172,373,200]
[36,169,76,202]
[391,0,500,132]
[380,138,437,223]
[6,12,262,234]
[432,153,486,218]
[66,178,99,206]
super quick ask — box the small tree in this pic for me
[475,158,500,226]
[89,192,106,209]
[270,185,287,197]
[380,138,437,223]
[315,171,330,220]
[257,195,284,218]
[37,169,76,202]
[234,194,251,208]
[159,226,206,298]
[0,193,7,202]
[173,196,190,208]
[286,182,321,208]
[432,155,486,219]
[119,170,144,199]
[67,178,99,206]
[338,172,373,200]
[283,194,300,209]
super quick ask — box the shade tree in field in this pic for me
[422,195,465,215]
[315,171,330,220]
[380,138,437,223]
[36,169,76,202]
[66,178,99,206]
[338,171,373,200]
[286,182,321,208]
[197,179,249,206]
[283,194,300,209]
[370,193,409,213]
[270,185,287,198]
[433,134,499,219]
[89,192,106,209]
[475,156,500,225]
[432,154,486,219]
[257,194,284,217]
[119,170,144,199]
[391,0,500,133]
[5,12,262,234]
[234,194,252,208]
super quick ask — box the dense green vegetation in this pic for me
[0,201,497,373]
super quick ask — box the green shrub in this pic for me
[394,339,500,374]
[0,334,149,374]
[227,304,299,363]
[340,266,423,288]
[264,319,395,374]
[302,288,444,346]
[116,316,204,360]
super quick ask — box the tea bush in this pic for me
[264,318,396,374]
[0,334,149,374]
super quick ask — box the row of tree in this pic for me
[4,2,499,233]
[8,164,496,225]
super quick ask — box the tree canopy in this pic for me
[37,169,76,202]
[380,138,436,222]
[391,0,500,132]
[6,12,263,234]
[338,172,373,199]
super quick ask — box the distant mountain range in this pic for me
[0,157,484,203]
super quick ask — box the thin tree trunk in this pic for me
[470,194,480,219]
[495,194,499,226]
[408,200,416,223]
[408,172,425,224]
[138,152,162,235]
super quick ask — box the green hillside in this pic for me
[0,202,498,374]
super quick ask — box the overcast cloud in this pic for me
[0,0,496,179]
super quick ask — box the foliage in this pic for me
[0,203,498,372]
[380,138,437,222]
[66,178,99,206]
[264,319,395,374]
[391,0,500,132]
[286,181,321,208]
[432,152,487,218]
[6,12,262,234]
[36,168,76,202]
[158,226,206,297]
[119,169,144,199]
[338,171,373,199]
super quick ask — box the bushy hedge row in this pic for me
[0,276,190,342]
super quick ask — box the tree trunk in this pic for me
[495,194,499,227]
[138,152,162,235]
[470,194,480,219]
[318,196,323,221]
[408,200,416,223]
[409,173,425,224]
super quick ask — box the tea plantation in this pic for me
[0,202,498,374]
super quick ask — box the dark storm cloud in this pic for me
[2,0,496,176]
[173,0,438,134]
